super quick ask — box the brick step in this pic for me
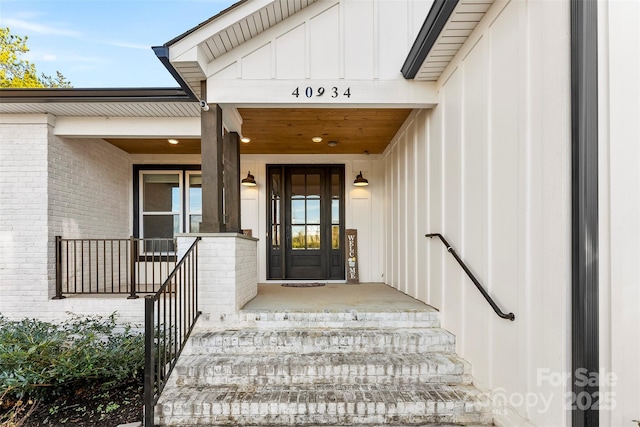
[184,328,456,355]
[156,383,493,426]
[199,309,441,329]
[170,353,472,387]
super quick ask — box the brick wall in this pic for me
[1,117,258,325]
[188,234,258,320]
[0,118,50,318]
[47,131,131,302]
[48,132,130,240]
[0,116,133,321]
[235,236,258,309]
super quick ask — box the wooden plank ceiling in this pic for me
[105,108,412,155]
[238,108,412,154]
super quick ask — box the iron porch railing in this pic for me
[54,236,176,299]
[144,237,201,427]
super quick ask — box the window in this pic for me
[135,166,202,244]
[291,173,321,250]
[140,172,182,240]
[186,172,202,233]
[331,172,341,249]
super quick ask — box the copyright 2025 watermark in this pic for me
[488,368,617,414]
[537,367,617,411]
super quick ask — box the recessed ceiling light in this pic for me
[312,136,323,143]
[327,140,338,147]
[168,139,179,145]
[240,137,251,143]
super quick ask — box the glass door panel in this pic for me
[331,173,341,249]
[289,173,321,251]
[267,168,283,278]
[285,168,325,278]
[267,165,344,280]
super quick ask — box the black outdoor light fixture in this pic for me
[241,171,257,187]
[353,171,369,187]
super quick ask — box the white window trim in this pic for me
[185,171,202,233]
[139,170,184,241]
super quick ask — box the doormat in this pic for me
[281,283,326,288]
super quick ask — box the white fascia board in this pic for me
[197,44,210,71]
[0,113,56,126]
[205,79,438,108]
[171,45,208,70]
[53,116,200,138]
[169,0,276,59]
[54,114,242,138]
[171,46,208,80]
[223,108,243,133]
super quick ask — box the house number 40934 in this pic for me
[291,87,351,99]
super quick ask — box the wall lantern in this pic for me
[353,171,369,187]
[241,171,257,187]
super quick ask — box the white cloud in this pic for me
[1,18,81,36]
[42,54,57,61]
[104,40,149,50]
[67,54,108,65]
[11,11,43,20]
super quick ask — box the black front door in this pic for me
[267,165,345,280]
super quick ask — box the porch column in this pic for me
[223,132,241,232]
[199,81,224,233]
[178,234,258,319]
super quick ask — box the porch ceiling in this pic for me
[103,138,202,154]
[237,108,412,154]
[104,107,412,155]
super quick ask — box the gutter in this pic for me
[0,87,193,103]
[151,0,250,100]
[570,0,599,425]
[152,46,198,100]
[401,0,459,79]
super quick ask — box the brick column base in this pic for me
[177,233,258,319]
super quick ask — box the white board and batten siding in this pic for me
[598,0,640,425]
[194,0,436,107]
[383,0,573,426]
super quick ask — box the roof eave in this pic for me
[0,87,194,104]
[152,46,199,100]
[164,0,248,47]
[401,0,459,79]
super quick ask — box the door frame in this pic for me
[266,164,346,281]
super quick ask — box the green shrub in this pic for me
[0,313,144,400]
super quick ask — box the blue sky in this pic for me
[0,0,238,88]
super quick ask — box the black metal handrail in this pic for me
[426,233,515,321]
[144,237,201,427]
[54,236,176,299]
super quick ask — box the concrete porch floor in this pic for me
[241,282,436,312]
